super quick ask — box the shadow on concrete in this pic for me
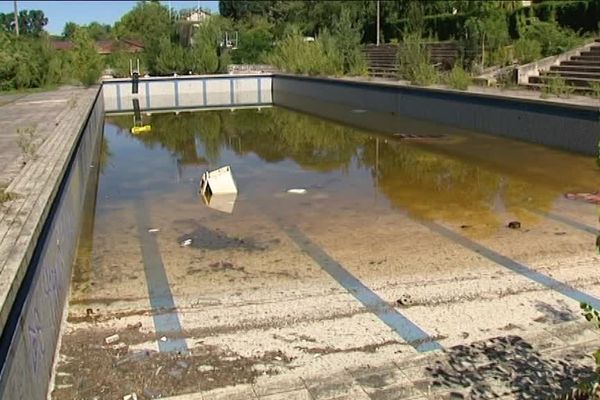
[426,335,596,399]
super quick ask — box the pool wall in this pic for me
[272,75,600,155]
[0,89,104,399]
[103,74,273,112]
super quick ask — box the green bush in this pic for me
[398,33,438,86]
[231,18,274,64]
[445,63,471,90]
[589,81,600,100]
[519,17,582,57]
[72,27,102,86]
[268,31,341,76]
[513,38,542,63]
[541,75,575,98]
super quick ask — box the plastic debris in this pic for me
[115,350,153,367]
[287,188,307,194]
[148,228,160,233]
[113,342,128,351]
[105,334,120,344]
[160,336,168,342]
[127,321,142,330]
[200,166,238,196]
[197,365,215,372]
[131,125,151,135]
[180,239,192,247]
[565,192,600,204]
[507,221,521,229]
[202,192,237,214]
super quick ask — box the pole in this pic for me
[13,0,19,36]
[376,0,380,46]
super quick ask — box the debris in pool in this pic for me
[565,192,600,204]
[200,165,238,196]
[143,388,160,399]
[287,188,307,194]
[104,334,120,344]
[115,349,154,366]
[127,321,142,330]
[180,239,192,247]
[396,294,413,306]
[148,228,160,233]
[507,221,521,229]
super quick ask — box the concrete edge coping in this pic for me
[273,73,600,113]
[0,86,101,332]
[103,73,275,84]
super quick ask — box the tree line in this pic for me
[0,0,597,91]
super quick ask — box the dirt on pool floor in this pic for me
[51,106,600,400]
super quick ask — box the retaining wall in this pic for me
[0,89,104,399]
[273,75,600,155]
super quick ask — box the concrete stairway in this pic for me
[364,42,460,79]
[528,38,600,91]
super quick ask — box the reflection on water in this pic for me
[103,106,600,236]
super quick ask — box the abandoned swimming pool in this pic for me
[48,98,600,399]
[1,74,600,399]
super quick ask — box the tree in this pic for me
[114,1,172,43]
[72,27,102,85]
[86,22,112,40]
[0,9,47,36]
[62,22,78,39]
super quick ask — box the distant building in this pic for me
[177,8,212,46]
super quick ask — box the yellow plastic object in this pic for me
[131,125,152,134]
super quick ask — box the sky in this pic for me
[0,1,220,35]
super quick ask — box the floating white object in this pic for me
[200,166,238,196]
[202,192,237,214]
[287,188,307,194]
[105,334,120,344]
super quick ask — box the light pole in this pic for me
[376,0,380,46]
[13,0,19,36]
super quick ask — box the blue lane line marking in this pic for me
[174,80,179,108]
[116,84,122,111]
[283,225,442,352]
[145,81,151,109]
[421,220,600,310]
[531,209,599,235]
[257,77,262,103]
[135,203,188,354]
[230,79,235,105]
[202,80,207,106]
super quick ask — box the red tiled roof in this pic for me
[50,38,144,54]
